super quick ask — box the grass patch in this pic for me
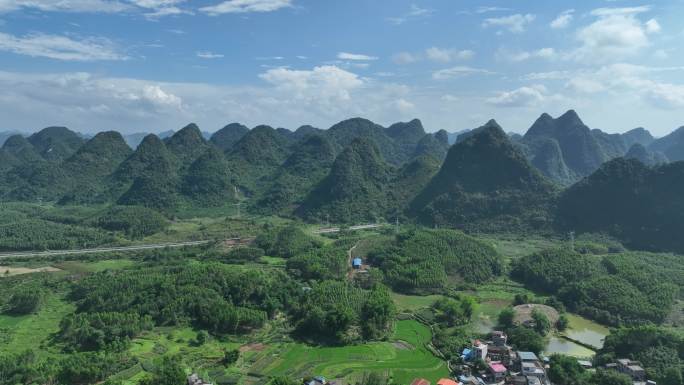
[54,258,137,274]
[391,293,443,312]
[0,292,74,356]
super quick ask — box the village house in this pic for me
[487,344,516,367]
[605,359,647,382]
[491,331,507,347]
[187,373,212,385]
[488,362,507,382]
[473,340,488,360]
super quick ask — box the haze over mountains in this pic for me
[1,110,683,252]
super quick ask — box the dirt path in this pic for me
[346,240,361,280]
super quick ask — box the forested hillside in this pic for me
[411,120,557,232]
[2,113,684,253]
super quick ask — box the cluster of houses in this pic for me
[409,331,658,385]
[411,331,551,385]
[605,359,656,385]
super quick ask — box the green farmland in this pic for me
[254,320,448,385]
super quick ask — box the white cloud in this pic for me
[559,63,684,109]
[387,4,432,25]
[337,52,378,61]
[590,6,651,17]
[550,9,574,29]
[0,67,426,133]
[572,6,658,62]
[432,66,494,80]
[394,98,415,112]
[476,6,511,14]
[196,51,224,59]
[200,0,291,15]
[425,47,474,63]
[143,6,188,18]
[392,51,418,65]
[482,13,535,33]
[645,18,661,34]
[0,0,190,16]
[259,65,363,102]
[498,47,555,62]
[0,32,126,61]
[0,0,130,13]
[141,85,182,108]
[520,71,573,81]
[486,85,547,107]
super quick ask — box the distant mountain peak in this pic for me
[210,122,249,151]
[2,134,31,151]
[557,109,584,126]
[483,119,503,131]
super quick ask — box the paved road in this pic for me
[312,223,386,234]
[0,240,211,259]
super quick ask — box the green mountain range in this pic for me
[2,114,684,252]
[650,126,684,162]
[557,158,684,252]
[411,120,557,232]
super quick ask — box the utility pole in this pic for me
[569,231,575,250]
[395,217,399,234]
[326,214,330,228]
[233,186,241,218]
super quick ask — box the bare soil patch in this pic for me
[0,266,61,277]
[240,343,266,352]
[513,304,560,325]
[393,340,414,350]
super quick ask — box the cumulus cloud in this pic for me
[432,66,495,80]
[486,85,547,107]
[425,47,474,63]
[571,64,684,108]
[0,32,126,61]
[259,65,363,102]
[337,52,378,61]
[200,0,291,15]
[572,6,659,62]
[550,9,574,29]
[482,13,535,33]
[0,66,427,133]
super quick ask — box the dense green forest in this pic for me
[512,248,682,325]
[365,228,504,293]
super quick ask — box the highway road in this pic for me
[312,223,386,234]
[0,240,211,259]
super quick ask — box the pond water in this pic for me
[563,314,609,349]
[544,336,596,358]
[543,314,609,358]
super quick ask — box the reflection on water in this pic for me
[544,336,595,358]
[543,314,609,358]
[563,314,609,349]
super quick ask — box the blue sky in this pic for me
[0,0,683,136]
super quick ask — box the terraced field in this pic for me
[252,320,448,385]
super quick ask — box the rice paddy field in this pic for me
[249,320,448,385]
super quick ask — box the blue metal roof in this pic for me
[352,258,362,265]
[518,351,539,361]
